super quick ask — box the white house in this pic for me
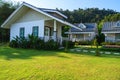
[66,23,98,42]
[102,21,120,42]
[1,2,82,43]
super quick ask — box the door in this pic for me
[44,27,50,41]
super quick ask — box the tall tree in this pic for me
[0,0,19,42]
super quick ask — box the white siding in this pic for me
[10,20,44,40]
[105,33,115,42]
[15,9,51,23]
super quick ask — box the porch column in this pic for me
[53,20,57,41]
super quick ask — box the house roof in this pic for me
[1,2,82,31]
[102,20,120,33]
[70,23,97,32]
[38,8,68,19]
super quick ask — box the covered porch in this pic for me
[44,19,66,43]
[66,32,95,42]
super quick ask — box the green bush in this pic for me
[62,40,75,48]
[102,42,116,45]
[9,40,18,48]
[78,41,92,45]
[9,34,60,50]
[100,47,120,52]
[44,40,59,50]
[9,36,20,48]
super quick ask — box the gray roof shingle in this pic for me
[102,21,120,32]
[70,23,97,32]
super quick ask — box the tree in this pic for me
[94,35,100,56]
[0,0,19,42]
[58,8,119,23]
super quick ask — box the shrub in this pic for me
[78,41,92,45]
[9,34,60,50]
[44,40,59,50]
[100,47,120,52]
[18,37,29,48]
[9,36,20,48]
[9,40,18,48]
[62,40,75,48]
[102,42,116,45]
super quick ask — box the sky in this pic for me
[5,0,120,12]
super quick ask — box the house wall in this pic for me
[10,8,53,41]
[70,32,95,42]
[15,9,51,23]
[10,20,44,40]
[105,33,115,42]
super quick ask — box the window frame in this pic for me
[19,27,25,38]
[45,27,50,36]
[32,26,39,37]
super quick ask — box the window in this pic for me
[78,23,86,29]
[45,27,50,36]
[117,23,120,27]
[20,27,25,37]
[33,26,39,37]
[115,33,120,39]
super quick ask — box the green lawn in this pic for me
[0,46,120,80]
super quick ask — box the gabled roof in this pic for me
[71,23,97,32]
[1,2,82,31]
[38,8,68,19]
[102,20,120,33]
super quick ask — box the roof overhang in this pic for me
[65,32,94,34]
[102,31,120,34]
[1,2,81,31]
[42,9,68,19]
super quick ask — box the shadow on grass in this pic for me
[0,47,70,60]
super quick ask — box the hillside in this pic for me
[58,8,120,23]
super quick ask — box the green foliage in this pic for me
[62,40,75,48]
[62,26,70,37]
[59,8,118,23]
[44,40,60,50]
[100,47,120,52]
[103,13,120,22]
[94,36,100,56]
[77,41,93,45]
[0,46,120,80]
[102,42,120,46]
[9,34,60,50]
[0,0,19,42]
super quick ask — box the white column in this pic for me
[53,20,57,41]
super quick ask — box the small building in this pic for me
[66,23,98,42]
[1,2,81,43]
[102,21,120,42]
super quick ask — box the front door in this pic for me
[44,27,50,42]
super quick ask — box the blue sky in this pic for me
[8,0,120,12]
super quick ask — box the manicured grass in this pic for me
[0,46,120,80]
